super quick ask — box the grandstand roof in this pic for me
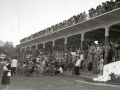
[17,8,120,48]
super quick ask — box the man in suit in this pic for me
[75,56,81,75]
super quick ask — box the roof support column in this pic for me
[26,46,30,52]
[64,36,68,52]
[30,46,31,51]
[52,40,55,53]
[104,26,110,64]
[105,26,110,46]
[20,48,22,53]
[43,42,45,52]
[36,44,38,50]
[25,47,26,52]
[81,33,84,51]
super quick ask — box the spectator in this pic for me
[75,56,81,75]
[83,11,87,20]
[71,58,76,75]
[11,57,18,76]
[1,58,11,90]
[115,0,120,8]
[58,66,63,74]
[78,13,84,22]
[67,54,72,71]
[92,50,99,74]
[98,55,104,75]
[107,45,114,63]
[26,63,38,77]
[101,2,106,13]
[88,52,93,71]
[80,52,84,69]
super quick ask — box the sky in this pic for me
[0,0,109,46]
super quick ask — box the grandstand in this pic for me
[17,0,120,53]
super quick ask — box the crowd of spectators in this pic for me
[18,46,84,76]
[16,38,120,77]
[87,39,120,75]
[20,0,120,44]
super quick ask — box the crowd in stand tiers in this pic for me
[17,38,120,76]
[20,0,120,43]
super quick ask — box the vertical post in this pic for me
[26,47,30,52]
[104,26,110,64]
[81,33,84,51]
[20,48,22,53]
[30,46,31,51]
[26,47,29,52]
[43,42,45,52]
[52,40,55,53]
[36,44,38,50]
[64,36,67,52]
[105,26,109,46]
[25,47,26,52]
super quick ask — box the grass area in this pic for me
[79,76,120,85]
[107,79,120,85]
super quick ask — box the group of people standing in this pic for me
[87,39,120,75]
[18,53,64,77]
[19,38,120,78]
[19,49,85,76]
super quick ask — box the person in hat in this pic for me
[1,58,11,90]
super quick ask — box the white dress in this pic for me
[99,59,104,71]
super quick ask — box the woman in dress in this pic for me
[1,58,11,90]
[99,55,104,75]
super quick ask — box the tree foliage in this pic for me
[0,41,18,57]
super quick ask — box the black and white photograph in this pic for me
[0,0,120,90]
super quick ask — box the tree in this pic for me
[0,41,17,58]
